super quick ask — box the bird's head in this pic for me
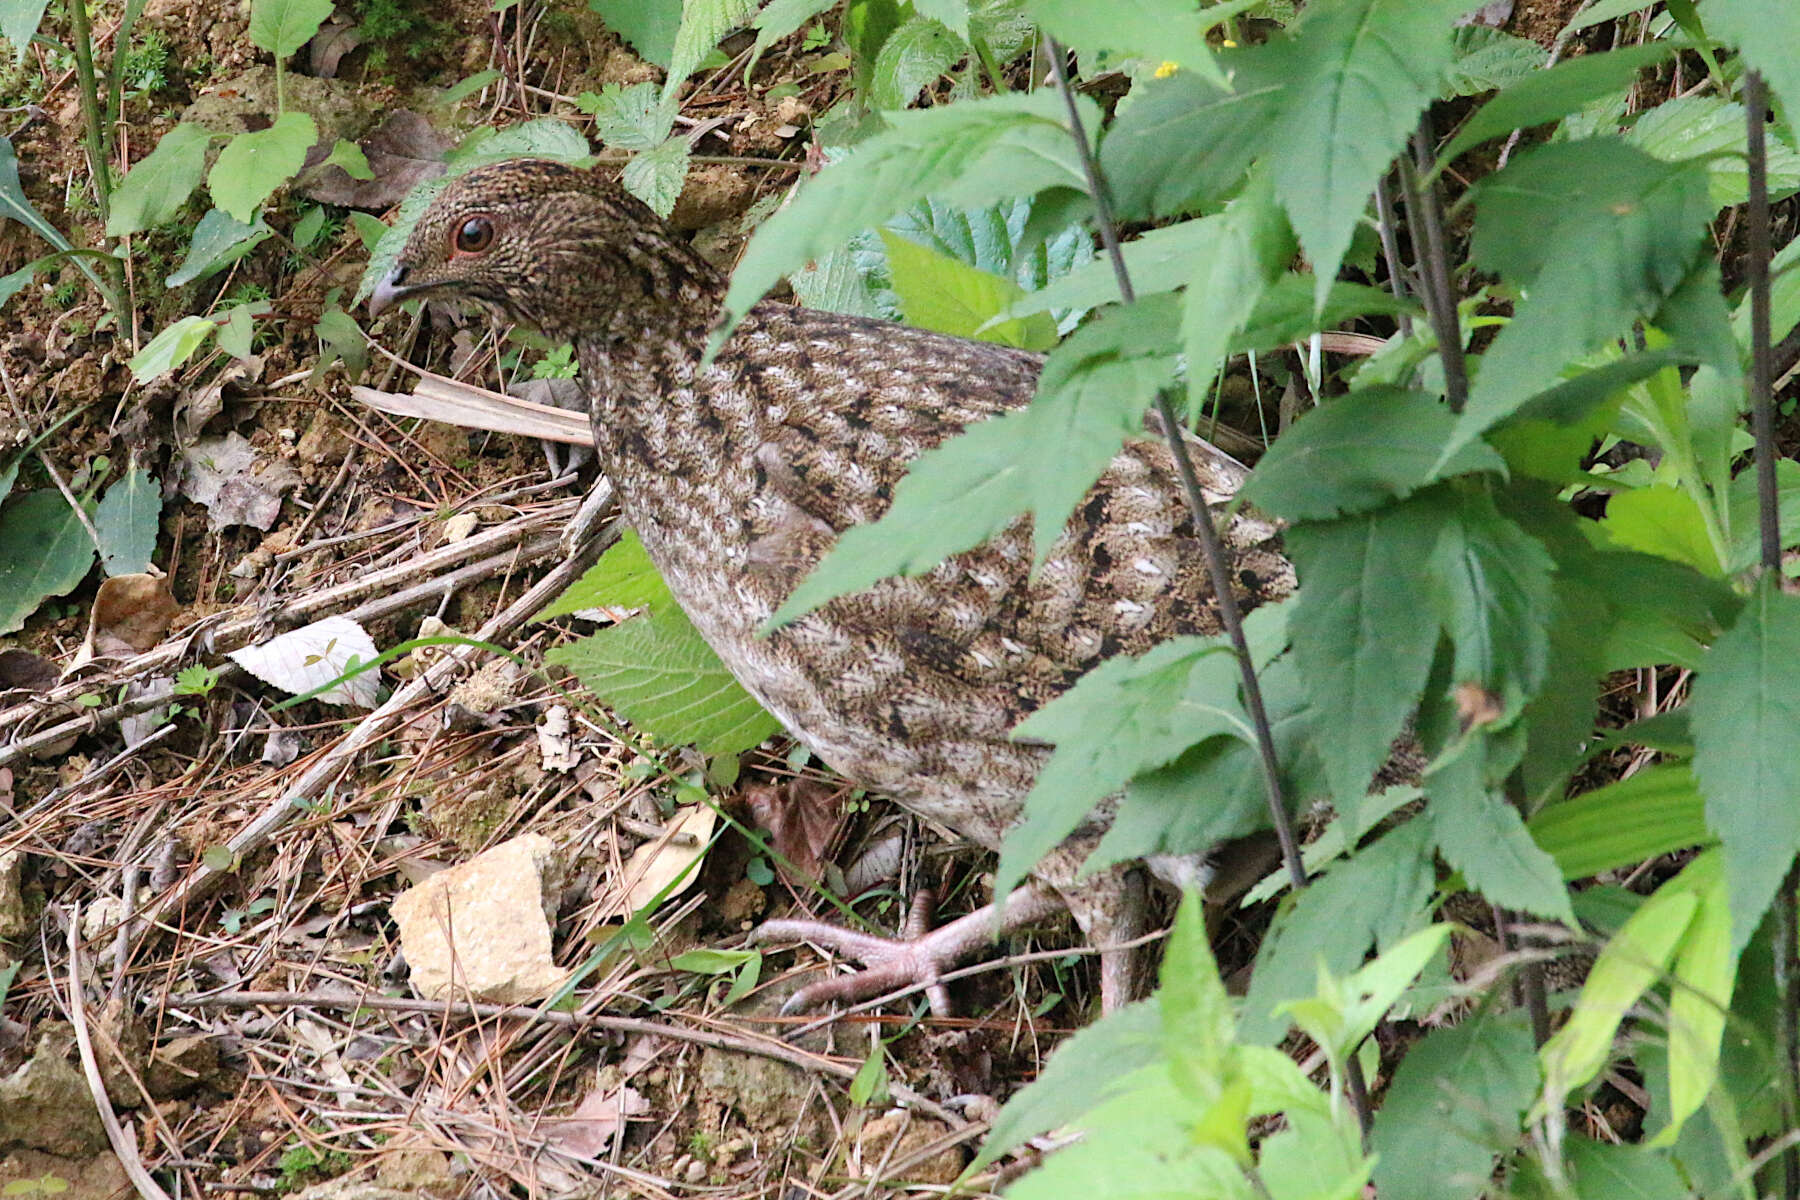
[367,158,724,344]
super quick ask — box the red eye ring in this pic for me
[452,216,495,255]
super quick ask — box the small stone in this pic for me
[391,834,565,1003]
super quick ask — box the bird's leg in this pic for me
[752,883,1066,1017]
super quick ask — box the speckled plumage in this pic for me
[375,159,1295,1007]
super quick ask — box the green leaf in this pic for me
[972,997,1163,1170]
[911,0,968,40]
[590,0,681,68]
[447,117,591,166]
[208,112,319,223]
[848,1043,890,1106]
[1599,484,1725,577]
[539,528,670,619]
[579,81,677,151]
[1692,578,1800,949]
[317,137,373,181]
[166,208,273,288]
[878,229,1056,349]
[348,211,387,253]
[1437,42,1673,165]
[1026,0,1261,88]
[666,0,756,95]
[1287,495,1446,811]
[128,315,216,382]
[93,467,160,576]
[998,641,1247,899]
[749,0,838,74]
[547,603,782,757]
[621,136,690,218]
[719,90,1097,340]
[1558,1138,1693,1200]
[1448,140,1713,455]
[1179,171,1294,413]
[1537,852,1708,1115]
[1227,276,1420,356]
[1626,94,1800,210]
[105,122,211,237]
[1432,788,1574,924]
[869,16,964,110]
[1369,1012,1538,1200]
[1707,0,1800,135]
[1001,216,1221,319]
[1441,25,1547,97]
[1243,389,1504,522]
[247,0,333,57]
[1262,0,1477,307]
[1660,853,1733,1145]
[0,0,49,65]
[1430,489,1555,712]
[313,306,366,378]
[1240,819,1436,1043]
[0,489,96,633]
[217,302,259,361]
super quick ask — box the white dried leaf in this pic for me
[228,615,381,707]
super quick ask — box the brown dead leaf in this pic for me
[299,110,450,209]
[0,648,58,693]
[87,574,182,656]
[540,1085,649,1159]
[747,777,843,883]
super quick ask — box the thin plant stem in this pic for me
[1743,68,1799,1200]
[65,0,109,229]
[1399,119,1469,414]
[1041,38,1304,899]
[1372,171,1414,340]
[103,0,148,165]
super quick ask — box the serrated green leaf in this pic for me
[128,315,215,382]
[1437,42,1672,165]
[1288,494,1446,812]
[870,16,964,110]
[972,996,1163,1170]
[0,489,97,635]
[1692,578,1800,949]
[1442,25,1546,97]
[1180,171,1294,414]
[1707,0,1800,136]
[93,467,160,576]
[580,81,677,151]
[1431,490,1555,712]
[666,0,756,95]
[591,0,681,68]
[1447,141,1714,457]
[209,112,318,223]
[1432,787,1574,924]
[1240,819,1436,1043]
[1265,0,1477,308]
[106,122,211,237]
[1627,94,1800,209]
[167,208,272,288]
[1001,216,1218,319]
[547,603,781,757]
[719,90,1096,340]
[998,641,1245,899]
[1227,276,1421,356]
[879,228,1055,349]
[539,528,671,619]
[621,136,689,218]
[248,0,333,56]
[1369,1011,1538,1200]
[1244,389,1504,522]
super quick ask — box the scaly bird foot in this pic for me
[752,884,1066,1017]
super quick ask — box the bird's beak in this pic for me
[368,263,415,318]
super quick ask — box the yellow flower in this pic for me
[1154,60,1179,78]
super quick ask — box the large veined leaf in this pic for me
[1706,0,1800,132]
[878,229,1057,349]
[247,0,333,57]
[208,112,318,223]
[1025,0,1263,88]
[1436,42,1673,166]
[93,467,161,576]
[0,490,97,635]
[105,122,212,237]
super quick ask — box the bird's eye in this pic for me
[452,216,495,255]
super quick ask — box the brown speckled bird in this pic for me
[369,159,1294,1012]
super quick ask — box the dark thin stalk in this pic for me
[104,0,149,165]
[1043,38,1376,1144]
[1399,119,1469,414]
[1744,69,1800,1200]
[1041,39,1304,897]
[1372,172,1415,340]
